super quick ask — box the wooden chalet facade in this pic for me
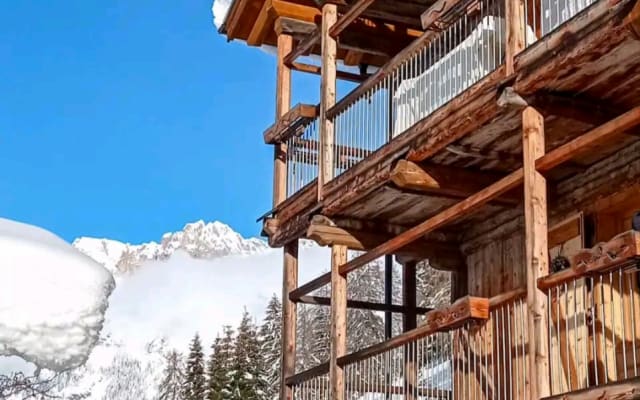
[219,0,640,398]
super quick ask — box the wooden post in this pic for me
[274,34,292,207]
[318,3,337,200]
[522,106,550,399]
[402,261,417,332]
[403,261,417,400]
[505,0,525,75]
[280,241,298,400]
[330,244,347,400]
[384,254,393,339]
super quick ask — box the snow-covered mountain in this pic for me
[72,220,269,276]
[42,221,328,400]
[2,219,449,399]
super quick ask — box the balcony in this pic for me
[284,231,640,399]
[263,0,640,249]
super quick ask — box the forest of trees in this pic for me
[157,298,281,400]
[157,261,450,400]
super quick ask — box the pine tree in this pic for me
[230,310,266,400]
[259,294,282,400]
[205,327,234,400]
[183,333,206,400]
[158,350,184,400]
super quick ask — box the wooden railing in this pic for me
[538,230,640,397]
[328,0,506,180]
[271,0,608,202]
[521,0,599,48]
[285,292,533,399]
[286,363,330,399]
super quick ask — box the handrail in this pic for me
[537,230,640,290]
[284,362,329,386]
[489,287,527,309]
[336,296,489,366]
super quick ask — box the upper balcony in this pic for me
[261,0,640,248]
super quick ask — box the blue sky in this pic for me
[0,0,326,243]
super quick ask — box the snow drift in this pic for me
[0,218,115,372]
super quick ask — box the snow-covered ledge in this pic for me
[0,218,115,372]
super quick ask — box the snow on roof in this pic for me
[212,0,233,29]
[0,218,115,372]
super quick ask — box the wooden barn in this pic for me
[219,0,640,398]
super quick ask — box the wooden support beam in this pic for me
[306,217,465,269]
[296,295,432,314]
[274,34,292,207]
[290,62,366,83]
[329,0,375,38]
[284,29,320,66]
[264,103,318,144]
[272,0,321,24]
[536,106,640,173]
[522,106,550,399]
[330,244,347,400]
[390,160,521,205]
[318,3,338,200]
[280,241,298,400]
[527,92,621,127]
[275,16,316,39]
[247,0,275,46]
[541,377,640,400]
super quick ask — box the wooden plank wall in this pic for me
[459,138,640,398]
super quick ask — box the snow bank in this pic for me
[0,218,115,372]
[105,246,329,350]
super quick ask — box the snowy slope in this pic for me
[45,221,329,399]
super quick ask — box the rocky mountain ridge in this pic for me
[72,220,269,275]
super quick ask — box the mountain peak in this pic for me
[73,221,268,275]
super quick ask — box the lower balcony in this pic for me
[284,231,640,400]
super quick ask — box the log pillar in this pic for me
[330,244,347,400]
[402,260,417,332]
[318,2,337,200]
[384,254,393,339]
[274,33,293,207]
[403,260,418,400]
[522,106,550,399]
[505,0,525,75]
[280,241,298,400]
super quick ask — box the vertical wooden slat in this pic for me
[318,3,337,200]
[274,33,292,206]
[330,244,347,400]
[281,241,299,400]
[523,106,551,399]
[505,0,525,74]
